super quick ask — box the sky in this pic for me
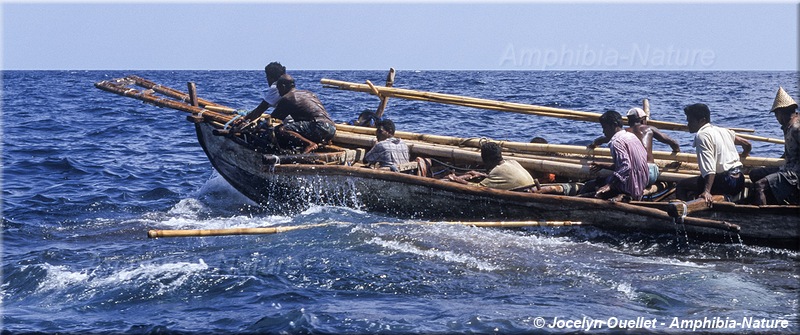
[1,1,798,71]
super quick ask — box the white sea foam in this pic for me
[367,237,501,272]
[32,263,90,292]
[633,257,712,269]
[155,214,292,230]
[195,172,258,207]
[167,198,209,218]
[34,259,209,296]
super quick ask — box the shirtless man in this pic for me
[270,74,336,154]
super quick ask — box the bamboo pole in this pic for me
[127,75,230,110]
[333,131,699,182]
[204,105,237,113]
[148,223,330,238]
[321,78,759,134]
[737,133,786,145]
[95,80,236,126]
[343,126,701,175]
[444,220,582,227]
[334,124,785,167]
[187,82,198,107]
[375,68,396,119]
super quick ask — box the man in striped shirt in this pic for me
[580,110,650,201]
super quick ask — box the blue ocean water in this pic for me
[2,70,798,334]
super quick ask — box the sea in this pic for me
[2,70,799,334]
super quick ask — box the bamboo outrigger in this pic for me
[94,74,799,249]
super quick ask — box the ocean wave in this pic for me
[30,259,210,298]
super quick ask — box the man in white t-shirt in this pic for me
[676,103,751,204]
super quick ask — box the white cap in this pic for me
[627,107,646,118]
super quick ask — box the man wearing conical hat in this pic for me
[753,87,800,205]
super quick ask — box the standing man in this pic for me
[580,110,650,201]
[754,87,800,205]
[270,74,337,154]
[588,107,681,185]
[676,103,752,204]
[364,119,410,171]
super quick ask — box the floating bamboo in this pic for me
[148,223,330,238]
[334,124,785,168]
[321,78,759,135]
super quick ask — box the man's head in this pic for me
[265,62,286,85]
[626,107,647,126]
[480,141,504,168]
[276,74,295,96]
[355,110,377,127]
[599,110,624,138]
[530,137,548,144]
[774,107,798,129]
[771,87,798,129]
[375,119,396,141]
[683,103,711,133]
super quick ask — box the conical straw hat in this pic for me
[771,86,797,112]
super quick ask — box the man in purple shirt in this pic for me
[579,110,650,201]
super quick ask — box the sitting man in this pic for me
[754,87,799,205]
[446,141,535,191]
[588,107,681,185]
[364,119,410,171]
[750,87,797,182]
[676,103,751,204]
[270,74,337,154]
[579,110,650,201]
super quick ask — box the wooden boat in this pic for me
[94,75,800,249]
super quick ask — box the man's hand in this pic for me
[231,117,256,133]
[589,161,607,174]
[595,184,611,197]
[446,173,467,184]
[698,191,715,206]
[464,171,488,179]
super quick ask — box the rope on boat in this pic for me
[223,115,242,130]
[265,154,280,173]
[679,202,688,222]
[680,201,689,223]
[670,201,689,224]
